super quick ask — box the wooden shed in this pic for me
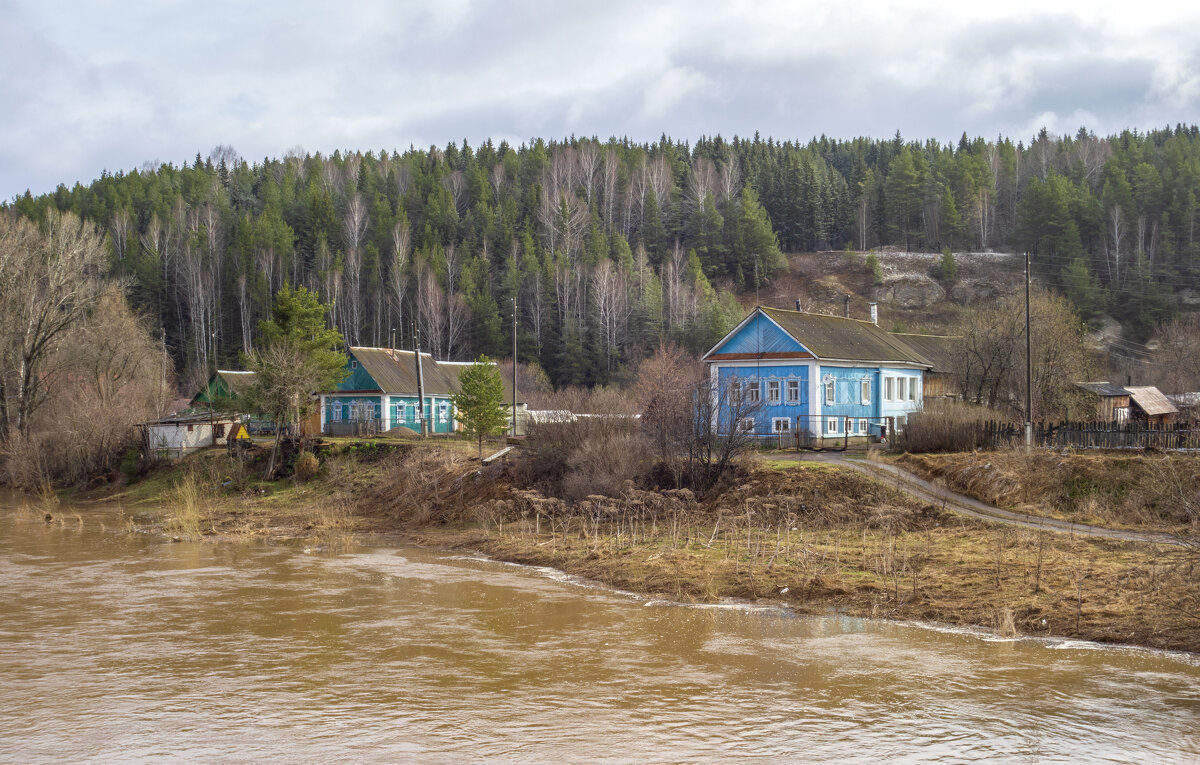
[1074,382,1133,422]
[1124,386,1179,425]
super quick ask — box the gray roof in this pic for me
[348,348,525,403]
[351,347,459,396]
[758,307,936,366]
[888,333,960,373]
[1125,386,1179,416]
[439,360,526,404]
[1076,381,1130,397]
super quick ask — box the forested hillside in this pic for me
[6,127,1200,390]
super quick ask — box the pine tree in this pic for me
[450,356,510,459]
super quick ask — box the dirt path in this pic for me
[777,452,1181,546]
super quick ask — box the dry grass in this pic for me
[162,471,207,540]
[894,400,1008,453]
[424,500,1200,652]
[893,451,1200,532]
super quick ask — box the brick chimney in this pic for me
[843,294,851,318]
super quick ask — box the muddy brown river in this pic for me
[2,500,1198,763]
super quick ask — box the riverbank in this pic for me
[49,441,1200,654]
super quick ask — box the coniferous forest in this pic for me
[6,127,1200,391]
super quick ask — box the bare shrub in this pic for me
[293,451,319,482]
[562,430,652,500]
[515,386,642,495]
[1,432,51,490]
[895,399,1009,453]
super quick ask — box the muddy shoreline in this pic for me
[46,446,1200,655]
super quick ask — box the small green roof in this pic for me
[190,370,256,406]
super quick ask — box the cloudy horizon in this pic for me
[3,0,1199,200]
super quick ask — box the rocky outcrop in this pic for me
[872,277,945,308]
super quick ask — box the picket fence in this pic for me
[901,419,1200,451]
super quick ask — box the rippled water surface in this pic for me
[2,500,1198,763]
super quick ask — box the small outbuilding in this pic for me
[1124,386,1179,425]
[1074,382,1133,422]
[1073,382,1178,424]
[141,412,243,461]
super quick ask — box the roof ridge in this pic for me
[761,305,877,326]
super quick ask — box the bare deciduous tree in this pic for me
[0,210,108,444]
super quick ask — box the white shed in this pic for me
[142,413,241,461]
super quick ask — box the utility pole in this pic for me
[511,295,518,438]
[1025,250,1033,451]
[414,326,427,438]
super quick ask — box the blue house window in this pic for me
[786,380,800,403]
[767,381,780,404]
[744,381,760,404]
[824,380,835,406]
[861,378,871,405]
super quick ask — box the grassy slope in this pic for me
[891,451,1200,533]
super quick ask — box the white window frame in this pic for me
[350,359,358,369]
[898,377,908,402]
[767,380,781,405]
[738,417,756,434]
[826,417,839,434]
[786,379,800,403]
[824,379,835,406]
[884,376,894,402]
[728,380,742,404]
[858,418,868,434]
[745,381,761,404]
[861,378,871,405]
[908,377,917,401]
[771,417,791,433]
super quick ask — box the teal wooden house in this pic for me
[319,347,459,435]
[702,306,955,442]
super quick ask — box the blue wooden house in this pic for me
[703,306,953,442]
[319,347,459,435]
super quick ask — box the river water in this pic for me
[2,501,1198,763]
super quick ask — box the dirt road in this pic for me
[780,452,1181,546]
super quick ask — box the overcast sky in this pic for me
[3,0,1199,200]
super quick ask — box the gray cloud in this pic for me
[3,1,1200,200]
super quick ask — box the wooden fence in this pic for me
[899,419,1200,451]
